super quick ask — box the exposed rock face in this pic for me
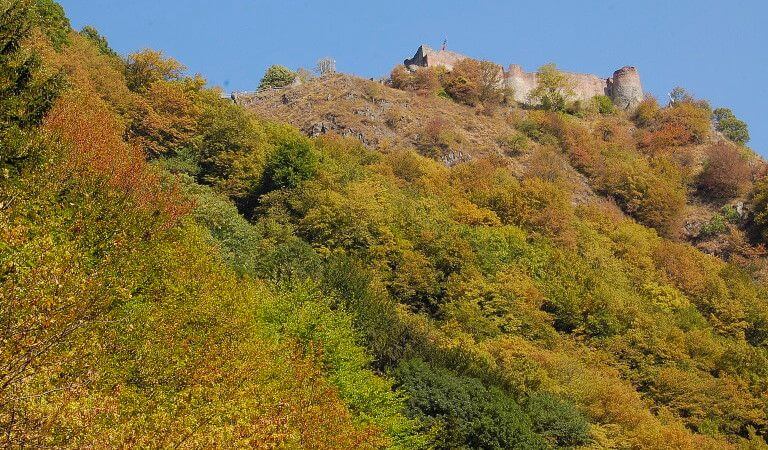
[403,45,643,110]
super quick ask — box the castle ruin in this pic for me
[404,45,643,109]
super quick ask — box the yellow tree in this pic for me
[529,63,574,112]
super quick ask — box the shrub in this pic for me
[713,107,749,145]
[526,145,568,182]
[638,121,693,151]
[262,136,318,192]
[598,151,686,236]
[526,392,591,447]
[443,71,477,105]
[442,58,504,107]
[258,64,296,90]
[697,142,750,200]
[593,94,614,114]
[514,111,560,147]
[389,64,412,89]
[667,101,712,143]
[384,105,406,129]
[411,67,442,95]
[496,132,529,156]
[638,101,712,152]
[528,63,574,112]
[394,359,547,449]
[699,214,728,237]
[391,64,443,95]
[633,97,661,128]
[748,178,768,243]
[721,205,741,223]
[419,117,456,154]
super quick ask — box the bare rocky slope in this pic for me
[238,73,598,203]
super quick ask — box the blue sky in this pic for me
[59,0,768,156]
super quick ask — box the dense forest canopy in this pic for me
[2,1,768,448]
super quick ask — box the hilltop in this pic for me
[240,68,763,257]
[402,44,644,109]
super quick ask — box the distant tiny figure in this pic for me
[441,39,447,51]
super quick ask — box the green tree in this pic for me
[125,49,185,92]
[32,0,70,50]
[262,136,318,191]
[593,94,614,114]
[194,98,267,205]
[394,359,547,449]
[0,0,65,173]
[258,64,296,90]
[713,107,750,145]
[749,178,768,243]
[79,25,117,57]
[529,63,574,112]
[669,86,694,105]
[525,392,590,447]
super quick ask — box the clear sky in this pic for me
[58,0,768,156]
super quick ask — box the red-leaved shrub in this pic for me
[698,142,751,200]
[44,93,191,229]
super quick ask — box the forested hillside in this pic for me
[2,1,768,448]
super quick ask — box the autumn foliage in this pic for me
[698,142,752,199]
[391,58,507,109]
[390,64,442,95]
[4,2,768,448]
[43,93,191,229]
[637,98,712,152]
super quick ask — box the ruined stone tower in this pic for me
[608,66,643,110]
[403,45,644,110]
[404,44,466,72]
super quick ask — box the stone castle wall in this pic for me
[404,45,643,109]
[404,45,467,72]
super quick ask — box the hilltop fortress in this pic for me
[404,45,643,109]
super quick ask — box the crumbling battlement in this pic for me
[404,45,643,109]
